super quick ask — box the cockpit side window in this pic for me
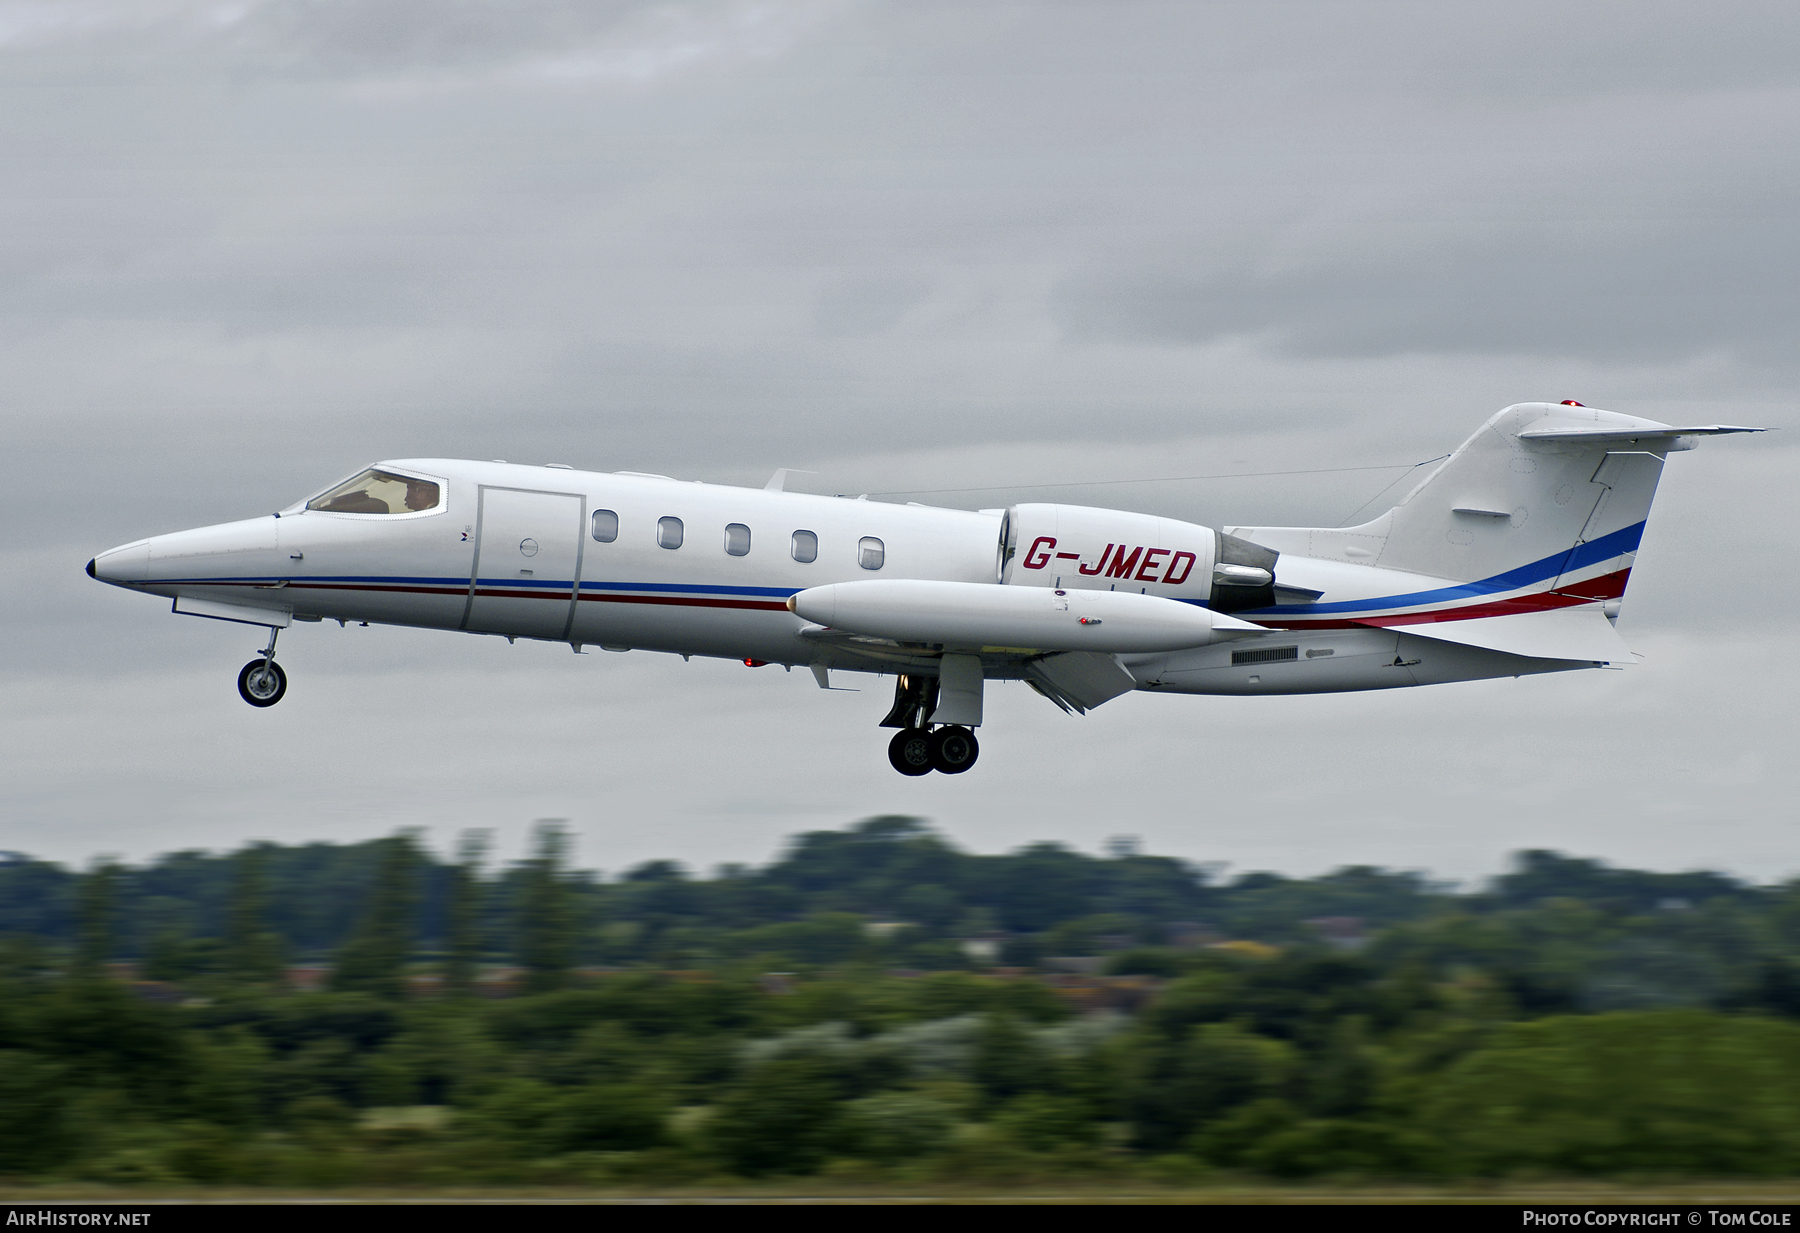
[307,469,440,515]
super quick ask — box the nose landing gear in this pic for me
[237,626,288,708]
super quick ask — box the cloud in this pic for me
[1052,211,1800,363]
[3,0,1795,880]
[813,275,933,338]
[0,0,842,85]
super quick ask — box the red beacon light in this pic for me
[1561,400,1585,406]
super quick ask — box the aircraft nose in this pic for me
[91,541,151,584]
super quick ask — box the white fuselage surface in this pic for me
[88,403,1760,774]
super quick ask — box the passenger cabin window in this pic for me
[658,516,684,549]
[307,469,439,515]
[791,529,818,563]
[724,523,751,556]
[591,509,618,542]
[859,536,885,570]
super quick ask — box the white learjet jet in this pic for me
[88,403,1758,775]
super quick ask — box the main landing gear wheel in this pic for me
[928,725,979,774]
[887,729,934,776]
[238,659,287,707]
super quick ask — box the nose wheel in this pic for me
[236,626,288,707]
[886,725,980,776]
[238,659,287,707]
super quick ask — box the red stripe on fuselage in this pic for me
[1550,568,1631,601]
[1247,569,1631,631]
[1355,590,1586,627]
[286,582,466,596]
[459,587,788,611]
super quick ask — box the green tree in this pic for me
[1128,1020,1296,1150]
[1305,1015,1379,1118]
[707,1056,842,1176]
[331,833,419,998]
[188,1028,272,1127]
[1420,1010,1800,1175]
[517,821,575,994]
[76,859,118,976]
[0,1051,76,1173]
[227,843,284,984]
[36,979,193,1113]
[993,1092,1100,1151]
[546,1082,669,1152]
[1239,1116,1437,1178]
[970,1012,1050,1103]
[444,829,490,997]
[840,1089,958,1162]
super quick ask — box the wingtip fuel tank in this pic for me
[789,578,1263,654]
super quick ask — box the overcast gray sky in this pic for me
[3,0,1794,884]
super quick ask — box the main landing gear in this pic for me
[886,725,980,776]
[237,626,288,708]
[880,672,980,776]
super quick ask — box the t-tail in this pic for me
[1226,402,1762,660]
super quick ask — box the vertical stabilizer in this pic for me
[1229,403,1753,604]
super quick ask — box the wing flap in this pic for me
[1387,606,1631,663]
[1024,651,1139,714]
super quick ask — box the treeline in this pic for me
[6,954,1800,1183]
[3,819,1800,1186]
[1,817,1787,1003]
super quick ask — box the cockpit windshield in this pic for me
[306,469,440,515]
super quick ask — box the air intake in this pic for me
[1232,646,1298,666]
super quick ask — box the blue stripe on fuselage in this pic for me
[576,580,799,598]
[137,526,1646,618]
[139,574,805,597]
[1238,521,1645,617]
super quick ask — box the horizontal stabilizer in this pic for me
[1390,605,1631,663]
[1517,423,1763,443]
[1025,651,1139,714]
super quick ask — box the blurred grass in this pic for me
[4,1180,1800,1204]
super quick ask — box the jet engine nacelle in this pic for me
[998,503,1280,612]
[788,579,1264,653]
[1000,503,1214,593]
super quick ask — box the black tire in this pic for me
[887,728,935,776]
[237,659,287,708]
[928,725,980,774]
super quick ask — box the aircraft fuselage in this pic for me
[92,404,1756,774]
